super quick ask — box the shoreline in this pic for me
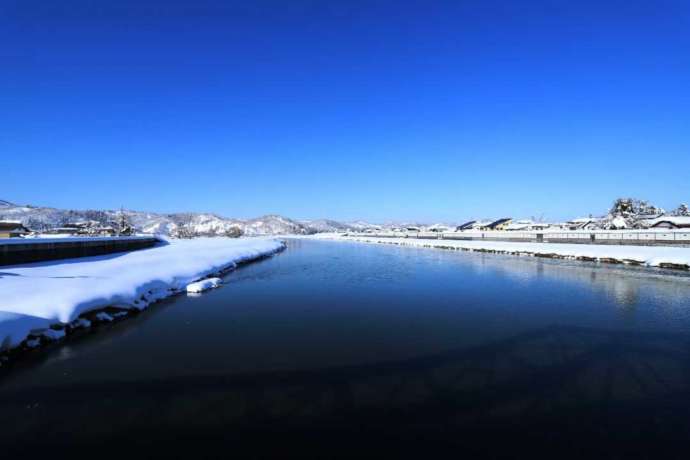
[0,239,286,374]
[315,235,690,271]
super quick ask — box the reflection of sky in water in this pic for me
[475,250,690,311]
[392,242,690,313]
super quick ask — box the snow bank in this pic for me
[320,235,690,269]
[186,277,222,293]
[0,238,284,350]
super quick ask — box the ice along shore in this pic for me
[0,237,286,362]
[320,235,690,270]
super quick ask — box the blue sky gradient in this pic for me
[2,0,689,222]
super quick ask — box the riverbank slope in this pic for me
[0,237,285,352]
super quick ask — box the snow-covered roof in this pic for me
[568,217,599,224]
[456,220,476,230]
[643,216,690,228]
[484,218,512,229]
[426,224,452,232]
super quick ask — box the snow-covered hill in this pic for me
[0,200,379,237]
[298,219,353,233]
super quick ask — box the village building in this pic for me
[644,216,690,229]
[480,218,512,231]
[426,224,452,233]
[504,220,552,231]
[0,221,30,238]
[455,221,476,231]
[456,221,492,231]
[44,221,118,237]
[566,218,601,231]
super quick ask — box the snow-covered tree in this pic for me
[610,198,634,216]
[23,217,49,232]
[224,226,243,238]
[673,203,689,216]
[170,214,196,238]
[606,198,665,229]
[115,208,134,236]
[609,198,663,217]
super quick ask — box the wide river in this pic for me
[3,239,690,457]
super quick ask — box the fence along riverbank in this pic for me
[347,230,690,247]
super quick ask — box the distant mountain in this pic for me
[0,200,380,237]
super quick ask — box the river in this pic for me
[3,239,690,457]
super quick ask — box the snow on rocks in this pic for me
[38,328,66,341]
[25,338,41,349]
[186,277,222,293]
[70,318,91,329]
[95,312,114,323]
[0,237,285,351]
[326,236,690,271]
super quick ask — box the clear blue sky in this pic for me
[2,0,689,222]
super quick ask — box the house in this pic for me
[426,224,452,233]
[0,221,29,238]
[405,226,421,232]
[457,220,492,231]
[480,218,512,231]
[44,227,81,236]
[566,218,600,231]
[456,221,476,231]
[504,220,552,231]
[645,216,690,229]
[44,221,118,237]
[531,222,551,230]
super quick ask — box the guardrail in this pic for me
[347,230,690,246]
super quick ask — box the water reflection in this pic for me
[421,246,690,311]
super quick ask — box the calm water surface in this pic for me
[3,239,690,457]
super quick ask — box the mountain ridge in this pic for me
[0,200,377,236]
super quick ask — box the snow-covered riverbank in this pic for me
[0,238,285,352]
[314,235,690,270]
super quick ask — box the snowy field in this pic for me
[0,238,284,351]
[313,234,690,269]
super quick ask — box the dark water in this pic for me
[3,239,690,458]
